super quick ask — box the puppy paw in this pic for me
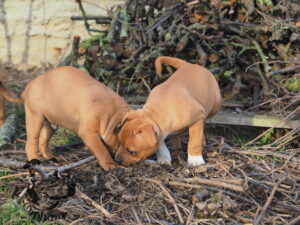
[158,159,172,165]
[187,154,205,167]
[145,159,172,165]
[101,162,123,170]
[23,159,41,169]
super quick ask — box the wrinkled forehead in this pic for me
[120,125,149,149]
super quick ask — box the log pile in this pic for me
[64,0,299,114]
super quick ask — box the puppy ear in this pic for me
[139,123,159,148]
[114,122,122,134]
[121,109,144,124]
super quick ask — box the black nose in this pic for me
[114,154,121,163]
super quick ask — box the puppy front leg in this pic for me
[79,129,120,170]
[145,137,172,165]
[156,137,172,164]
[187,119,205,166]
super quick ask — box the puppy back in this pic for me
[155,56,189,76]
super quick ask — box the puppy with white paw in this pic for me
[115,57,221,166]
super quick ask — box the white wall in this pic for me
[0,0,123,66]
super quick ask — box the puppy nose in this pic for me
[114,154,121,163]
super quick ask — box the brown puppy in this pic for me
[0,71,22,126]
[22,66,130,170]
[115,56,221,166]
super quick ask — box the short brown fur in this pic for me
[116,56,221,166]
[22,66,130,170]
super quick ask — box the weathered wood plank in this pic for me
[207,111,299,129]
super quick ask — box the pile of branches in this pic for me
[63,0,299,111]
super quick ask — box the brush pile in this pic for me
[3,134,299,225]
[64,0,299,113]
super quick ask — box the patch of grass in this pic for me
[0,200,34,225]
[50,127,79,146]
[0,199,61,225]
[0,169,15,194]
[260,128,275,145]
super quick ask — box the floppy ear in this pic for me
[138,123,159,148]
[114,121,122,134]
[121,109,144,125]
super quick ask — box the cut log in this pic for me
[207,111,299,129]
[0,114,17,149]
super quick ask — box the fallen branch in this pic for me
[32,156,96,180]
[0,156,96,180]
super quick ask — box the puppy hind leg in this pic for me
[25,109,45,161]
[187,119,205,166]
[39,120,56,159]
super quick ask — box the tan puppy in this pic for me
[22,66,130,170]
[0,71,22,126]
[115,56,221,166]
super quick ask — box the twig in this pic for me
[131,207,142,224]
[146,178,184,224]
[254,175,287,225]
[0,150,26,155]
[0,156,96,180]
[168,180,254,204]
[75,187,114,218]
[269,64,300,76]
[183,177,245,193]
[287,215,300,225]
[33,156,96,180]
[0,181,27,187]
[0,172,29,180]
[224,147,300,165]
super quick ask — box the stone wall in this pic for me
[0,0,123,67]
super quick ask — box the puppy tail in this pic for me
[0,82,23,103]
[155,56,189,77]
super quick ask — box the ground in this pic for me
[0,65,299,225]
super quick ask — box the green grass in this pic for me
[0,200,58,225]
[0,170,57,225]
[50,127,79,146]
[0,200,35,225]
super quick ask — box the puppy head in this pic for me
[115,110,159,165]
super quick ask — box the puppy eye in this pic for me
[127,149,135,155]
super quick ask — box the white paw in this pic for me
[158,158,172,165]
[144,158,172,165]
[188,154,205,166]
